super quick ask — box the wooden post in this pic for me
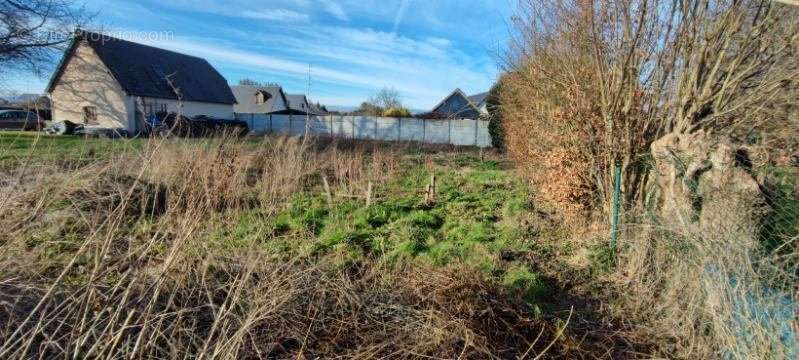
[366,181,373,207]
[424,174,436,205]
[431,174,436,201]
[322,175,333,205]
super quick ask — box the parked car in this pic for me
[0,109,43,130]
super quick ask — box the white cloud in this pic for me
[203,25,493,107]
[392,0,412,33]
[123,0,311,23]
[240,9,309,22]
[142,36,447,101]
[425,37,452,48]
[318,0,349,21]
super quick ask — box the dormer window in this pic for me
[255,91,271,105]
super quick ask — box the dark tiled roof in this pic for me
[232,85,288,113]
[286,94,311,114]
[47,30,236,105]
[430,88,484,119]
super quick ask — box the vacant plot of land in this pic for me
[0,134,644,359]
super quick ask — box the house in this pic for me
[232,85,291,114]
[286,94,314,115]
[426,88,488,119]
[232,84,325,116]
[47,30,236,134]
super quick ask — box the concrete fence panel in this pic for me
[423,118,450,144]
[235,113,492,147]
[476,120,492,147]
[269,115,290,135]
[398,118,425,142]
[349,116,373,139]
[374,117,400,141]
[309,116,331,135]
[450,119,479,146]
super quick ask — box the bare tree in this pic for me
[0,0,91,76]
[369,87,402,110]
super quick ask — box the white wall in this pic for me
[138,97,234,120]
[50,41,133,130]
[236,113,492,147]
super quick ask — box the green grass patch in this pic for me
[0,131,142,166]
[253,152,549,303]
[502,266,551,303]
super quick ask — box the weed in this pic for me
[502,265,551,303]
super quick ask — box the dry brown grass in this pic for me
[0,135,577,359]
[616,216,797,358]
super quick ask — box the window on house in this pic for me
[143,101,168,116]
[83,106,97,124]
[255,91,270,105]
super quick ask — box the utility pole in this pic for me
[305,64,311,137]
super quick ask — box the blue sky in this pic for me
[5,0,515,110]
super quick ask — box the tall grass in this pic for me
[617,200,798,358]
[0,135,570,359]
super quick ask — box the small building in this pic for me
[285,94,313,115]
[232,85,291,114]
[47,30,236,134]
[426,88,488,119]
[232,84,324,116]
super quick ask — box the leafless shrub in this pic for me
[501,1,799,358]
[501,0,799,220]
